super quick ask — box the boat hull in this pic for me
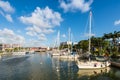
[12,52,26,56]
[52,53,60,56]
[77,61,110,69]
[60,54,79,59]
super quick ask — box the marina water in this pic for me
[0,52,120,80]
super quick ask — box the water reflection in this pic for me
[51,56,78,80]
[0,53,120,80]
[0,55,31,80]
[115,71,120,78]
[77,67,110,77]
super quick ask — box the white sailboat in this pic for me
[52,31,61,56]
[60,28,79,59]
[77,11,110,69]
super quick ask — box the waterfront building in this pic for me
[0,44,20,51]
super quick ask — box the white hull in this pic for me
[52,53,60,56]
[76,12,111,70]
[60,54,79,59]
[29,51,35,54]
[0,55,1,59]
[12,52,26,56]
[51,50,61,56]
[77,60,110,69]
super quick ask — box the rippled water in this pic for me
[0,53,120,80]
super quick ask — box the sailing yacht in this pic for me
[60,28,79,59]
[77,11,110,69]
[52,31,61,56]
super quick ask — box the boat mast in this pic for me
[57,31,60,51]
[89,11,92,61]
[68,28,71,53]
[71,33,73,53]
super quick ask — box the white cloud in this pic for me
[26,26,40,36]
[5,14,13,22]
[26,31,37,36]
[0,11,13,22]
[19,7,62,28]
[0,10,4,16]
[0,1,14,22]
[26,26,55,36]
[114,19,120,26]
[42,29,55,34]
[38,34,47,41]
[60,0,93,13]
[0,28,25,44]
[24,39,47,47]
[0,0,14,13]
[20,6,63,41]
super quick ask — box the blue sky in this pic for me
[0,0,120,47]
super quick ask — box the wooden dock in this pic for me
[111,61,120,68]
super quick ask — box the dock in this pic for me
[111,61,120,68]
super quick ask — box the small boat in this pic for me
[51,31,61,56]
[60,52,79,59]
[59,28,79,59]
[0,55,1,60]
[29,50,35,54]
[51,50,61,56]
[60,55,78,59]
[96,56,109,61]
[76,11,110,69]
[52,53,60,56]
[77,60,110,69]
[12,52,26,56]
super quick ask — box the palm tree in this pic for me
[104,31,120,56]
[91,36,109,55]
[79,40,89,53]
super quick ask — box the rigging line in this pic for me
[64,29,68,42]
[71,32,77,44]
[62,27,68,42]
[53,34,57,48]
[84,13,89,38]
[91,11,96,37]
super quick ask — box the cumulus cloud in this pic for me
[20,6,63,41]
[20,7,62,28]
[0,0,14,22]
[114,19,120,26]
[42,29,55,34]
[26,31,37,36]
[0,28,25,44]
[0,0,14,13]
[38,34,47,41]
[24,39,47,47]
[5,14,13,22]
[59,0,93,13]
